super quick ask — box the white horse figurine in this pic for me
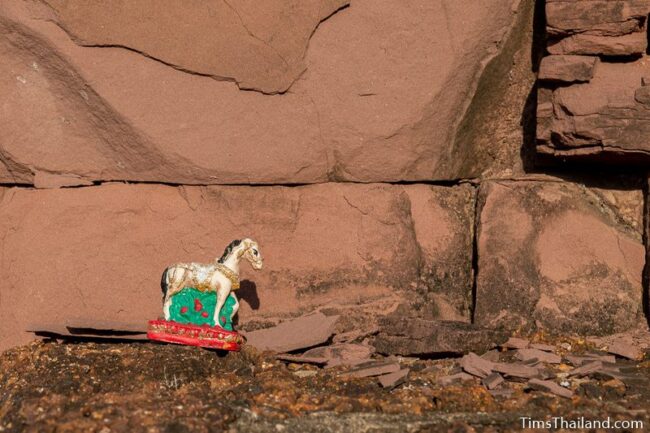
[161,238,263,327]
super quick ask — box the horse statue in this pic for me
[148,238,263,350]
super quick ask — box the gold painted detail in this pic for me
[175,262,240,291]
[214,263,240,290]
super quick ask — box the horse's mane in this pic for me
[217,239,242,263]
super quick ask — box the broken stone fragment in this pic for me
[372,318,507,356]
[501,337,529,350]
[378,369,409,388]
[527,378,573,399]
[516,349,561,364]
[340,360,401,379]
[275,354,329,365]
[567,361,605,377]
[332,328,379,344]
[27,320,148,341]
[244,313,339,353]
[301,343,374,367]
[529,343,555,352]
[482,372,504,390]
[607,339,643,360]
[538,55,597,83]
[565,353,616,366]
[460,353,495,378]
[492,362,541,379]
[481,350,501,363]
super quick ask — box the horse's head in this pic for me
[240,238,263,270]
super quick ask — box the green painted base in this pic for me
[169,287,236,331]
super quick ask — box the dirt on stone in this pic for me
[1,340,649,432]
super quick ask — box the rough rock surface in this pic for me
[538,60,650,158]
[546,0,650,55]
[538,55,597,83]
[0,183,474,351]
[0,0,525,184]
[474,181,645,335]
[537,0,650,160]
[373,317,507,356]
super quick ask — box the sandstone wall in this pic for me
[0,183,475,349]
[1,0,649,352]
[0,0,524,185]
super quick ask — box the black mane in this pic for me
[217,239,242,263]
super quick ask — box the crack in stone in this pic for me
[222,0,290,70]
[42,0,350,95]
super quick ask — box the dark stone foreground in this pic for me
[1,340,650,432]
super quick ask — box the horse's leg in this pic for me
[229,293,240,323]
[213,283,229,328]
[163,266,184,320]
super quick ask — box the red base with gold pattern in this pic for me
[147,319,244,351]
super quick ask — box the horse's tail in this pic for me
[161,267,169,304]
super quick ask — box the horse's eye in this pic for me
[253,250,258,256]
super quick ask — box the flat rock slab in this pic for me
[244,313,339,353]
[482,372,504,390]
[567,360,624,380]
[501,337,529,350]
[275,354,329,365]
[378,368,409,388]
[516,349,561,364]
[28,320,148,341]
[529,343,555,352]
[481,350,501,363]
[332,328,379,344]
[568,361,605,378]
[492,362,541,379]
[302,343,374,367]
[538,55,597,83]
[607,340,643,360]
[527,379,573,399]
[340,360,401,379]
[460,353,495,378]
[372,318,507,356]
[565,354,616,366]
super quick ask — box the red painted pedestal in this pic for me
[147,319,244,351]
